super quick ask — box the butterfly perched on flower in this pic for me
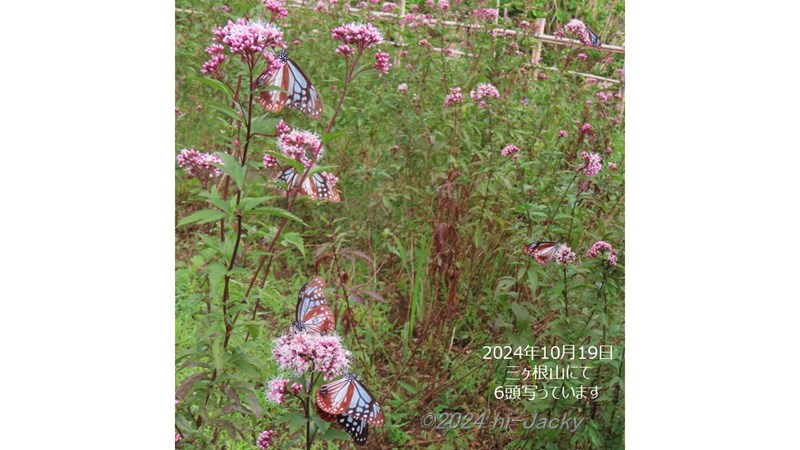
[292,276,335,335]
[316,373,385,445]
[584,25,601,47]
[276,167,341,202]
[523,241,563,264]
[257,49,323,120]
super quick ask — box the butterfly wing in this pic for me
[310,173,341,202]
[345,379,385,427]
[523,241,559,264]
[337,414,369,446]
[257,63,290,114]
[316,377,355,415]
[284,59,324,120]
[315,401,338,423]
[294,276,335,335]
[585,26,601,47]
[275,168,340,202]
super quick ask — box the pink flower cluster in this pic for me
[438,0,450,11]
[444,87,463,107]
[581,151,602,177]
[472,8,499,21]
[176,149,223,181]
[211,19,284,57]
[564,19,586,36]
[278,128,324,168]
[596,91,614,102]
[175,433,182,444]
[398,83,408,93]
[373,50,392,76]
[558,130,567,138]
[335,44,354,58]
[608,162,618,171]
[201,44,227,75]
[501,144,520,158]
[382,2,396,12]
[555,245,577,265]
[331,22,384,51]
[263,0,288,20]
[272,331,351,380]
[321,172,339,187]
[257,430,274,450]
[266,378,290,404]
[470,83,500,108]
[586,240,618,266]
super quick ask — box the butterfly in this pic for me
[337,414,369,446]
[257,48,323,120]
[276,167,341,202]
[316,373,386,427]
[523,241,562,264]
[584,25,601,47]
[292,276,335,335]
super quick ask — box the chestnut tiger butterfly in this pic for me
[316,373,385,445]
[584,25,601,47]
[257,49,323,120]
[292,276,335,335]
[523,241,562,264]
[276,167,341,202]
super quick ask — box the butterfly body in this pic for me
[257,49,323,119]
[293,276,335,335]
[277,167,341,202]
[523,241,561,264]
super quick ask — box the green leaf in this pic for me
[208,101,243,123]
[178,209,227,226]
[257,206,307,226]
[214,152,245,190]
[280,232,305,256]
[192,76,234,99]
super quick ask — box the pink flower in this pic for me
[438,0,450,11]
[177,149,223,181]
[410,4,419,11]
[472,8,498,21]
[564,19,586,37]
[558,130,567,138]
[470,83,500,106]
[586,241,618,266]
[201,44,227,75]
[444,87,463,107]
[398,83,408,93]
[275,118,291,136]
[382,2,396,12]
[555,245,577,265]
[212,18,284,58]
[537,72,548,80]
[220,5,231,12]
[263,0,288,20]
[401,13,437,28]
[603,55,614,64]
[596,91,614,101]
[257,430,274,450]
[266,378,290,404]
[263,154,278,168]
[581,151,602,177]
[608,162,618,171]
[577,52,587,60]
[581,123,592,132]
[321,172,339,186]
[291,383,303,394]
[418,39,431,47]
[425,0,435,8]
[175,433,182,444]
[272,331,351,379]
[335,44,354,58]
[373,50,392,76]
[331,22,384,51]
[501,144,519,157]
[605,146,613,154]
[278,129,324,166]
